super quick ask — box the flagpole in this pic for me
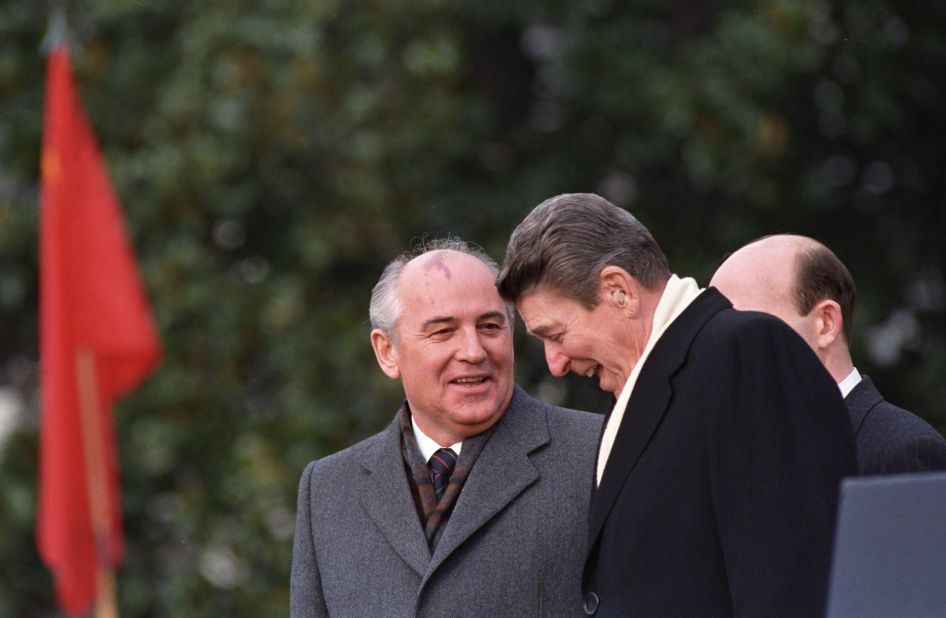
[41,0,68,54]
[75,346,120,618]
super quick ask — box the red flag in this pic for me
[38,45,161,615]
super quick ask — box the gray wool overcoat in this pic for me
[290,385,602,617]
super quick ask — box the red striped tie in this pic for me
[428,448,458,502]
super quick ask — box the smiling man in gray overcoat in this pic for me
[290,239,602,617]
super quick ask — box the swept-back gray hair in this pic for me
[497,193,671,307]
[369,237,514,343]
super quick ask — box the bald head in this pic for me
[710,234,856,382]
[711,235,810,326]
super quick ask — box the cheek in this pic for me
[404,348,450,375]
[484,339,514,364]
[565,336,592,359]
[587,338,614,365]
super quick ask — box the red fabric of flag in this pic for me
[38,45,161,616]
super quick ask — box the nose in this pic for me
[456,327,487,363]
[544,342,569,377]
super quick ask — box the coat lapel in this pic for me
[587,289,730,549]
[427,387,547,575]
[844,376,883,436]
[358,416,431,577]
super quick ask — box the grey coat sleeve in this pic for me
[290,461,329,618]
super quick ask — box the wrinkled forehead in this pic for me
[398,251,504,311]
[516,287,578,330]
[401,250,491,288]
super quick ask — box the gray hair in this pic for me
[369,237,514,343]
[497,193,671,307]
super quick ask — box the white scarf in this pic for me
[596,275,704,485]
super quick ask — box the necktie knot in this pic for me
[428,448,457,502]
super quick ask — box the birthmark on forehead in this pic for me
[423,252,452,280]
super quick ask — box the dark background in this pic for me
[1,1,944,615]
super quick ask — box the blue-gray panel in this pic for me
[826,472,946,618]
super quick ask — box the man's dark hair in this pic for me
[794,244,857,342]
[497,193,671,307]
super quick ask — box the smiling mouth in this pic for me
[453,376,488,385]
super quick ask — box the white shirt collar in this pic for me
[838,366,862,398]
[411,416,463,461]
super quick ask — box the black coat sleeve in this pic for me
[704,313,857,617]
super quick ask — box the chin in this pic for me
[453,410,505,436]
[455,397,503,417]
[598,374,624,396]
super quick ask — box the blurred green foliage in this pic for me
[1,0,944,615]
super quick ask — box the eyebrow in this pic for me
[479,310,508,323]
[525,322,554,337]
[420,311,508,331]
[421,316,456,330]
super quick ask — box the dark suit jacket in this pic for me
[583,288,857,617]
[291,385,602,617]
[846,376,946,475]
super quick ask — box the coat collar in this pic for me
[587,288,731,550]
[358,385,549,578]
[427,386,547,577]
[359,411,431,576]
[844,375,883,436]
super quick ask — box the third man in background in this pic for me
[711,234,946,475]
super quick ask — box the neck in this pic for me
[822,344,854,384]
[635,280,667,341]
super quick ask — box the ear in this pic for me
[370,329,401,379]
[598,265,639,317]
[811,300,843,350]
